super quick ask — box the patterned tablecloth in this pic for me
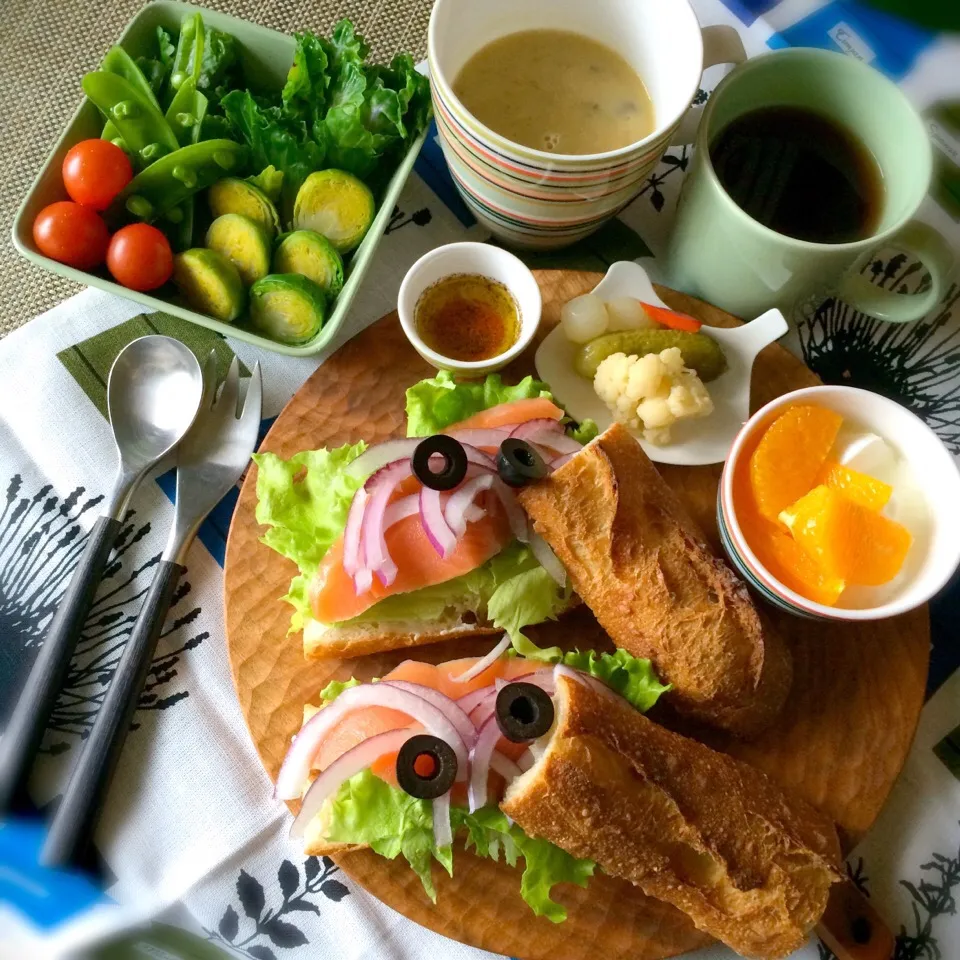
[1,1,959,959]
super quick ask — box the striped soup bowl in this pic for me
[718,386,960,622]
[427,0,746,249]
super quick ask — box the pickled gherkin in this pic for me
[574,329,728,381]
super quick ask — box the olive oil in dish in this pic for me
[415,273,520,362]
[453,30,655,155]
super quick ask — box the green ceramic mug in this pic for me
[666,48,953,322]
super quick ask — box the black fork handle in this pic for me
[41,558,185,869]
[0,515,121,815]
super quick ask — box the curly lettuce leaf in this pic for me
[198,27,241,105]
[405,371,555,437]
[325,771,593,918]
[221,89,326,207]
[562,648,671,712]
[247,165,284,203]
[253,442,365,576]
[319,677,361,702]
[486,563,566,661]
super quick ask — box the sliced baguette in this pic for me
[303,608,500,660]
[517,422,791,737]
[502,676,842,960]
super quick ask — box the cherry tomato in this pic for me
[33,201,110,270]
[62,139,133,211]
[640,301,702,333]
[106,223,174,291]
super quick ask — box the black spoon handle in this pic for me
[0,514,121,814]
[41,558,184,869]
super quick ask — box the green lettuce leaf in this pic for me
[319,677,361,702]
[561,648,671,712]
[247,165,284,203]
[486,564,565,661]
[221,89,327,207]
[325,771,593,918]
[405,371,555,437]
[253,441,366,576]
[198,27,241,105]
[568,418,599,445]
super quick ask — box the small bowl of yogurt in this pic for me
[718,385,960,621]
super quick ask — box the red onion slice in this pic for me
[445,475,495,539]
[342,487,368,581]
[456,685,497,717]
[379,681,475,753]
[383,494,420,529]
[552,452,577,469]
[449,427,513,450]
[419,484,457,558]
[516,749,535,773]
[361,459,413,587]
[290,728,410,839]
[468,713,502,811]
[511,420,582,455]
[459,442,498,470]
[433,790,452,848]
[347,439,421,480]
[450,635,510,684]
[530,532,566,587]
[275,683,468,800]
[553,664,590,689]
[491,478,528,542]
[490,751,523,781]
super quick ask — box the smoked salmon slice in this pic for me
[447,397,563,431]
[313,656,539,796]
[309,500,511,623]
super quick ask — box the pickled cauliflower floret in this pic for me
[594,347,713,444]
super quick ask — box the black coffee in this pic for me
[709,105,883,244]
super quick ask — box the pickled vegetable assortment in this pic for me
[31,12,432,344]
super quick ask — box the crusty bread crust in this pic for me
[517,423,791,738]
[303,615,500,659]
[502,677,842,960]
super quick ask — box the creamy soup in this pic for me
[452,30,655,155]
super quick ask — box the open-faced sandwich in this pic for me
[256,376,790,737]
[276,652,841,959]
[254,372,597,660]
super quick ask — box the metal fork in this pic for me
[42,354,262,869]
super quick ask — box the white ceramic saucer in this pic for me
[535,261,789,466]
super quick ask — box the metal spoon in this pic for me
[0,336,203,814]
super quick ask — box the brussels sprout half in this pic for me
[249,273,327,345]
[205,213,271,287]
[173,248,246,323]
[208,177,280,235]
[273,230,344,298]
[292,169,375,254]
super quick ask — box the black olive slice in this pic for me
[396,734,458,799]
[496,438,548,488]
[412,435,468,491]
[495,682,555,742]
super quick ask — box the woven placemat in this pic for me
[0,0,432,336]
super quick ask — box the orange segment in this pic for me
[749,405,843,522]
[739,507,846,606]
[816,460,892,511]
[780,485,912,586]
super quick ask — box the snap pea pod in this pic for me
[163,79,208,249]
[101,45,162,109]
[82,71,178,167]
[99,45,163,156]
[164,77,209,147]
[170,12,205,93]
[111,139,247,222]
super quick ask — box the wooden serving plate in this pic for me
[224,270,929,960]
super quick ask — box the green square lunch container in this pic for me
[11,0,427,356]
